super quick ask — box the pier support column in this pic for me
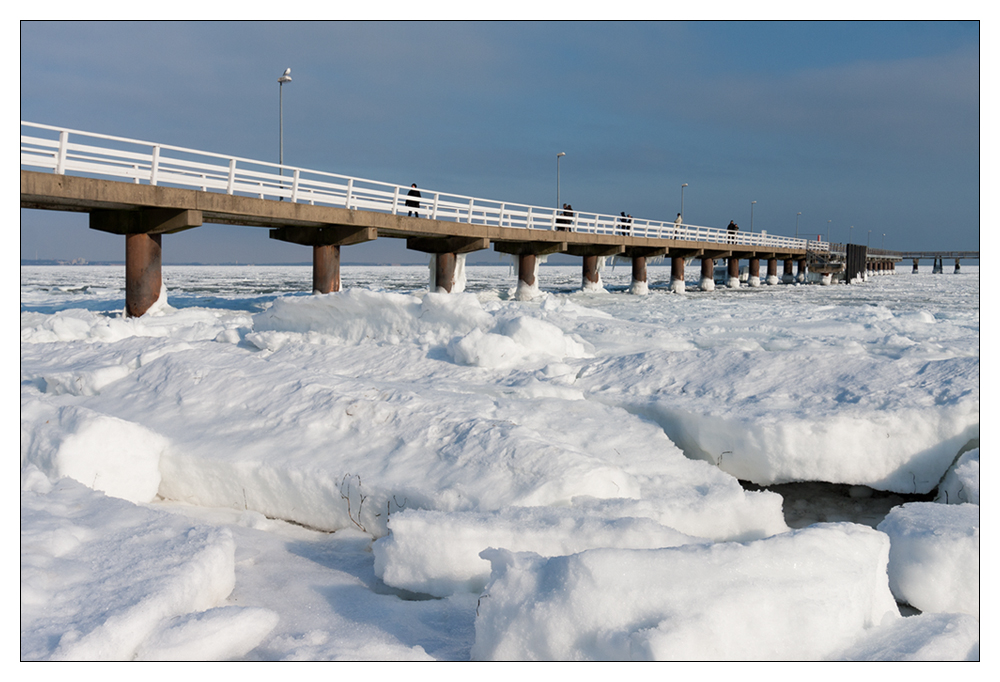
[271,225,377,294]
[494,240,568,299]
[700,257,715,291]
[90,208,203,318]
[518,253,537,288]
[621,246,665,295]
[125,233,162,317]
[582,255,600,288]
[767,257,779,285]
[912,258,919,274]
[748,257,761,287]
[671,256,686,293]
[632,256,647,291]
[933,257,943,274]
[727,256,740,288]
[407,236,489,293]
[954,258,961,274]
[435,252,459,292]
[312,244,341,293]
[782,259,794,283]
[565,244,623,292]
[797,258,807,283]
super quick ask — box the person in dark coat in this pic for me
[557,203,570,231]
[727,220,738,243]
[406,183,421,218]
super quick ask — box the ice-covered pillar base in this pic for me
[631,256,648,295]
[821,273,833,285]
[782,259,794,283]
[125,232,162,318]
[748,257,761,287]
[515,253,541,300]
[727,256,740,288]
[912,258,919,273]
[954,259,962,274]
[796,258,807,283]
[670,256,685,293]
[313,244,341,294]
[700,257,715,291]
[767,258,779,285]
[582,255,603,291]
[432,253,467,293]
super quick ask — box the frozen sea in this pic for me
[20,262,980,661]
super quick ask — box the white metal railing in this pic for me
[21,121,828,253]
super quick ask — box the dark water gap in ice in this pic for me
[739,480,935,530]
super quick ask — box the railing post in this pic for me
[55,130,68,175]
[227,158,236,194]
[291,169,300,203]
[468,198,474,223]
[345,178,354,209]
[432,193,440,220]
[391,186,400,214]
[150,145,160,186]
[499,203,505,227]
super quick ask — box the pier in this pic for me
[896,251,981,274]
[20,122,951,317]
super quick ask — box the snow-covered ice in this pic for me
[472,523,898,661]
[20,263,979,660]
[877,502,980,618]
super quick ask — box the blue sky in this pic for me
[20,20,980,264]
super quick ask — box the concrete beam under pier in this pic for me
[90,208,203,235]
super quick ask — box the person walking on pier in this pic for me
[727,220,738,243]
[619,212,633,236]
[406,183,422,218]
[557,204,569,230]
[674,213,683,237]
[557,203,574,231]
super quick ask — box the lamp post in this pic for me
[751,200,756,233]
[882,233,886,250]
[681,183,688,220]
[827,220,831,243]
[556,152,566,209]
[278,68,292,175]
[795,212,801,239]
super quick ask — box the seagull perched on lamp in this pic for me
[278,68,292,83]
